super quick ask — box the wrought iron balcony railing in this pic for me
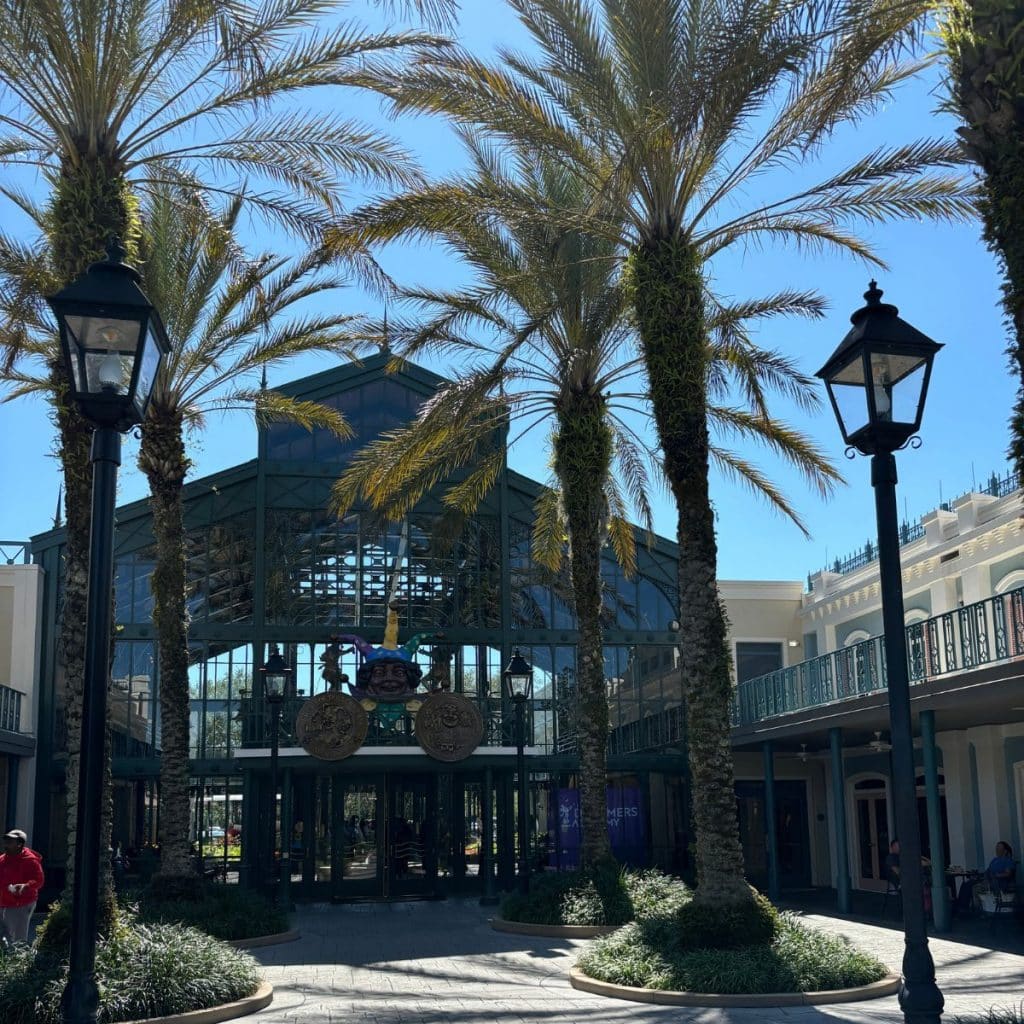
[733,585,1024,727]
[0,685,23,733]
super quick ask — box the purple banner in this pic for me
[552,788,645,868]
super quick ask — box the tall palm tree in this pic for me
[333,132,841,867]
[0,0,451,893]
[0,188,362,880]
[137,189,362,879]
[942,0,1024,476]
[355,0,976,909]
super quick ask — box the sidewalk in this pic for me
[250,899,1024,1024]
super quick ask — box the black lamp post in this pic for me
[503,649,533,895]
[47,238,169,1024]
[816,282,943,1024]
[260,645,291,897]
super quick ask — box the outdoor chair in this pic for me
[881,876,902,919]
[981,861,1020,930]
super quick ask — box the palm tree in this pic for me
[0,187,362,880]
[942,0,1024,476]
[137,188,363,879]
[332,132,841,867]
[0,0,452,893]
[356,0,976,909]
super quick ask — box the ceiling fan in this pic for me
[869,730,893,753]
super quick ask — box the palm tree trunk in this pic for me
[946,0,1024,477]
[50,160,136,921]
[139,408,194,879]
[555,393,613,868]
[630,236,749,906]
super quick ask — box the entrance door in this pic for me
[735,780,811,889]
[854,783,890,891]
[385,774,438,898]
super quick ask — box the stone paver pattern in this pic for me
[250,899,1023,1024]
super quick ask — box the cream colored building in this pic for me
[728,475,1024,918]
[0,543,43,841]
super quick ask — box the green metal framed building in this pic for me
[30,353,689,900]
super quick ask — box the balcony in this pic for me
[733,585,1024,727]
[0,685,23,733]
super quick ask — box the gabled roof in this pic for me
[271,350,447,403]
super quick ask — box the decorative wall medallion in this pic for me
[295,692,368,760]
[414,692,484,762]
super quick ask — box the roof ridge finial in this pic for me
[53,484,63,529]
[380,302,391,356]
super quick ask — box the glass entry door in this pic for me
[385,774,437,898]
[854,784,890,892]
[335,778,384,899]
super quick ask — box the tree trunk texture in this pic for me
[630,237,750,906]
[947,0,1024,477]
[139,409,194,879]
[555,393,614,868]
[50,160,136,921]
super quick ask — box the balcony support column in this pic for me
[763,741,780,902]
[480,767,498,905]
[278,766,293,911]
[920,710,950,932]
[829,727,851,913]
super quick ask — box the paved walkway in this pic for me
[250,900,1023,1024]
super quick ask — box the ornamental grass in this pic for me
[0,920,261,1024]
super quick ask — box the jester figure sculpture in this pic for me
[330,600,442,702]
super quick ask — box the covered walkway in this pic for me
[250,898,1023,1023]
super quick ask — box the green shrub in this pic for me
[500,864,631,926]
[577,913,888,994]
[1,920,260,1023]
[674,888,779,950]
[500,866,691,927]
[138,884,288,941]
[954,1008,1024,1024]
[623,870,692,920]
[34,897,131,956]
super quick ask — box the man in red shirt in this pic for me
[0,828,44,944]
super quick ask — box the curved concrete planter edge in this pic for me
[228,929,301,949]
[490,917,621,938]
[122,980,274,1024]
[569,968,901,1007]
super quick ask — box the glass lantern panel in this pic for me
[65,314,142,396]
[829,380,870,440]
[868,351,927,427]
[133,324,162,416]
[887,361,926,427]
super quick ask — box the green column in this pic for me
[763,741,780,902]
[278,767,294,910]
[829,727,851,913]
[920,710,950,932]
[480,767,498,905]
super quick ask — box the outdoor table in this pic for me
[945,869,982,901]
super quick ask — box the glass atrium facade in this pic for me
[30,354,688,898]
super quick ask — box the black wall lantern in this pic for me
[47,237,170,430]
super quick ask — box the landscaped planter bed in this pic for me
[568,968,900,1007]
[122,981,274,1024]
[227,929,301,949]
[490,917,620,938]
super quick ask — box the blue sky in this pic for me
[0,2,1013,583]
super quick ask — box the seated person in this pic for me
[954,841,1015,913]
[884,838,932,905]
[987,841,1016,894]
[884,839,902,887]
